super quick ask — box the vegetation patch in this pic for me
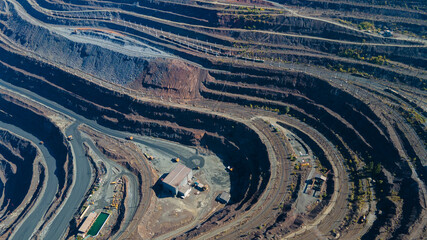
[339,49,389,65]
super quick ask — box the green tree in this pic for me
[374,163,382,176]
[358,22,375,31]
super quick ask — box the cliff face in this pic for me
[0,42,270,206]
[218,15,384,42]
[1,5,209,99]
[0,126,42,239]
[2,7,157,85]
[0,130,37,215]
[0,91,71,197]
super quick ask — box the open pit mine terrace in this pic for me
[0,0,426,239]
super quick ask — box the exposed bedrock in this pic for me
[232,31,427,68]
[207,59,424,90]
[14,0,427,71]
[0,91,71,199]
[0,128,46,237]
[0,5,211,97]
[337,16,426,36]
[217,14,405,43]
[33,0,417,45]
[127,58,209,99]
[0,129,37,215]
[0,2,424,237]
[0,42,270,210]
[392,177,422,238]
[276,0,427,20]
[203,66,423,237]
[1,11,148,85]
[37,0,219,26]
[0,25,420,236]
[208,67,413,177]
[8,0,426,80]
[8,0,230,46]
[34,0,408,44]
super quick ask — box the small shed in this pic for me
[216,192,231,204]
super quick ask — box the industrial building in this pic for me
[162,163,193,198]
[216,192,231,204]
[313,174,327,192]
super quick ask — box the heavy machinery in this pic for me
[359,215,366,223]
[144,152,154,160]
[194,182,208,191]
[67,135,73,141]
[126,136,134,140]
[301,162,310,167]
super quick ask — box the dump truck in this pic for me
[143,153,154,160]
[39,141,44,145]
[67,135,73,141]
[173,158,180,162]
[126,136,134,140]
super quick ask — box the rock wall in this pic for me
[0,91,71,197]
[0,130,37,215]
[218,14,398,43]
[0,42,270,207]
[3,7,149,85]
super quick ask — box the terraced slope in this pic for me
[0,0,425,239]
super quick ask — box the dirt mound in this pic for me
[129,58,210,99]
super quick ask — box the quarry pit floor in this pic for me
[134,140,231,238]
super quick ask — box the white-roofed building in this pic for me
[162,163,192,198]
